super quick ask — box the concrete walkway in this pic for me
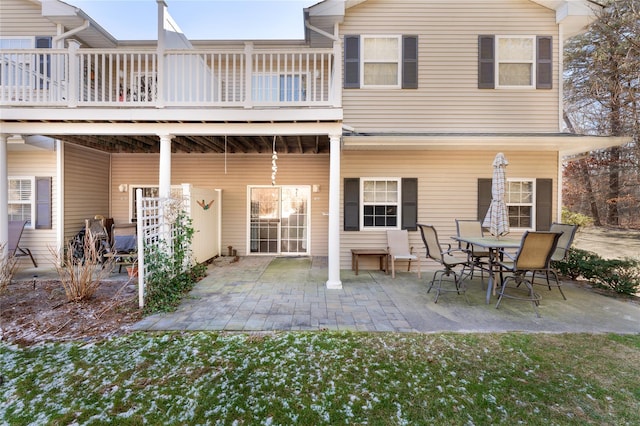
[133,256,640,334]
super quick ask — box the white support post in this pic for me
[158,134,173,260]
[156,0,166,108]
[67,40,80,108]
[136,188,145,309]
[158,134,173,198]
[244,42,253,109]
[0,134,8,252]
[326,134,342,289]
[332,28,342,108]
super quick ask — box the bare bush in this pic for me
[49,231,114,302]
[0,243,18,294]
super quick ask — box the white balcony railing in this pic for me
[0,44,338,109]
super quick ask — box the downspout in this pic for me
[52,20,90,48]
[57,140,65,257]
[558,23,564,222]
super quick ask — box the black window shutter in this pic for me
[477,178,492,222]
[35,177,52,229]
[402,36,418,89]
[344,178,360,231]
[401,178,418,231]
[536,36,553,89]
[478,35,495,89]
[536,178,553,231]
[344,35,360,89]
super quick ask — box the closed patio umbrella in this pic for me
[483,152,510,237]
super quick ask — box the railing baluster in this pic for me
[0,47,336,108]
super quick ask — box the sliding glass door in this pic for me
[249,186,309,255]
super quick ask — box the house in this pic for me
[1,0,628,289]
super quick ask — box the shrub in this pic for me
[553,248,603,280]
[50,231,113,302]
[554,248,640,296]
[143,211,206,315]
[561,208,594,228]
[591,258,640,295]
[0,244,17,294]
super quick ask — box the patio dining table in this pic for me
[452,236,521,304]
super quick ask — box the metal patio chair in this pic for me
[455,219,490,284]
[417,223,470,303]
[8,220,37,267]
[496,231,562,317]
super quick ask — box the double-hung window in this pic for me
[344,177,418,231]
[496,36,535,88]
[8,177,33,226]
[478,178,551,231]
[344,35,418,89]
[506,179,535,229]
[362,178,400,229]
[478,35,552,89]
[362,36,401,88]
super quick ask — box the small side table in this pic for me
[351,249,389,275]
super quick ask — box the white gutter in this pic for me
[52,19,90,48]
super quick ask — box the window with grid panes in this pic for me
[361,178,400,229]
[8,178,34,226]
[506,179,535,228]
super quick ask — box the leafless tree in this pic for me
[564,0,639,228]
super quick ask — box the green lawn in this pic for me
[2,332,639,425]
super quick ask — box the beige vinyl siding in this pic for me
[341,0,560,133]
[7,149,57,267]
[64,144,110,243]
[0,0,57,37]
[341,149,558,270]
[110,153,330,257]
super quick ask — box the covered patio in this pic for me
[126,256,639,334]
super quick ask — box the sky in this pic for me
[66,0,320,41]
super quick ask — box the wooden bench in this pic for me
[351,249,389,275]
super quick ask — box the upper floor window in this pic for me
[362,36,401,88]
[478,35,552,90]
[0,38,33,49]
[344,35,418,90]
[252,74,307,102]
[496,36,535,88]
[1,37,52,89]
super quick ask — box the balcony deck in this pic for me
[0,45,339,111]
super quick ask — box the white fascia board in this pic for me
[1,121,344,137]
[530,1,599,38]
[307,0,345,17]
[342,134,631,157]
[0,107,342,123]
[41,0,79,17]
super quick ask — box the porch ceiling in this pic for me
[50,133,331,154]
